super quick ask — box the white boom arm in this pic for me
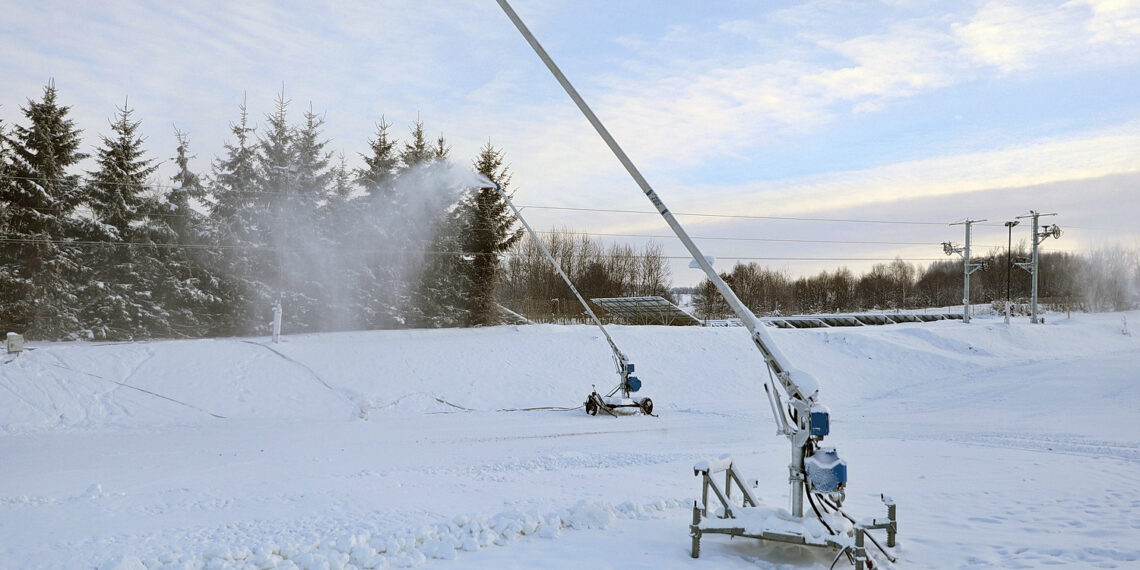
[496,0,823,516]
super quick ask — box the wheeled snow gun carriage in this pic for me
[487,183,656,418]
[584,360,653,416]
[494,0,900,566]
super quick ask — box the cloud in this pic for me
[952,2,1078,73]
[1080,0,1140,46]
[704,121,1140,218]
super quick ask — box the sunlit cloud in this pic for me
[708,122,1140,217]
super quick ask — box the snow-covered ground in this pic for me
[2,311,1138,569]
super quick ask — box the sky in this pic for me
[2,0,1139,286]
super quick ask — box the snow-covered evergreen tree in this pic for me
[458,142,522,326]
[357,118,398,200]
[405,126,470,328]
[277,102,334,331]
[348,118,405,329]
[207,97,263,335]
[399,119,435,169]
[77,100,164,340]
[152,128,224,336]
[0,82,88,339]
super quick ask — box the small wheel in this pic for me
[640,398,653,415]
[585,397,598,416]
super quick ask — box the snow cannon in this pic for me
[584,359,654,417]
[496,1,893,564]
[487,182,657,418]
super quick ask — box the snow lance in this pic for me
[487,183,654,417]
[494,1,897,567]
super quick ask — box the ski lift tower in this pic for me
[943,218,988,323]
[1014,211,1061,324]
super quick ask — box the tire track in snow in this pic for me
[928,432,1139,463]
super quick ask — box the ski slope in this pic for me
[1,312,1138,569]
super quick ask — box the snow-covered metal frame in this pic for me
[590,296,702,326]
[690,456,896,570]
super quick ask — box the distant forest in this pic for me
[683,245,1138,321]
[2,83,1136,340]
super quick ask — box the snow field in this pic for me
[2,311,1139,568]
[97,499,684,570]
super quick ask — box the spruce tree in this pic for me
[405,125,470,327]
[169,129,208,243]
[399,119,435,170]
[0,82,88,339]
[283,103,335,331]
[357,117,398,200]
[207,97,262,335]
[251,89,298,330]
[78,100,164,340]
[410,211,471,328]
[351,118,406,329]
[153,129,222,336]
[458,142,522,326]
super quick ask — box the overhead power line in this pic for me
[514,204,951,226]
[1,173,1117,231]
[0,237,967,262]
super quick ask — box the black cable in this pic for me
[822,497,857,524]
[806,490,836,536]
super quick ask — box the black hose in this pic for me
[822,496,857,524]
[829,546,851,570]
[806,490,836,536]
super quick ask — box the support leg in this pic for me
[854,527,867,570]
[690,502,702,558]
[887,502,897,548]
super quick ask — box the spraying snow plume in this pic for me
[254,160,494,333]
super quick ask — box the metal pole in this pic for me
[949,219,985,323]
[1004,220,1018,324]
[1005,222,1016,303]
[1014,211,1058,325]
[1030,213,1040,324]
[963,221,972,323]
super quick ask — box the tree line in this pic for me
[689,244,1139,320]
[3,83,1135,340]
[498,228,673,322]
[0,82,527,340]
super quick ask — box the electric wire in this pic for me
[3,172,1109,231]
[0,237,962,262]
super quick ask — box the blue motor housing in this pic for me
[626,376,641,392]
[805,448,847,493]
[810,404,830,437]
